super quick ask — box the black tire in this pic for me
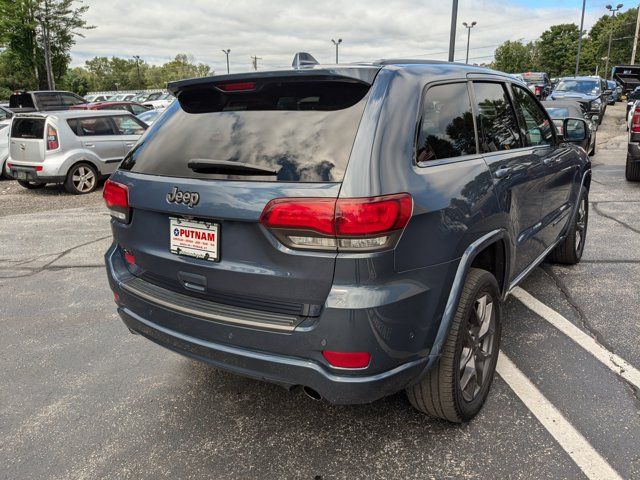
[17,180,44,189]
[626,155,640,181]
[547,187,588,265]
[589,139,596,157]
[406,268,501,423]
[64,162,98,194]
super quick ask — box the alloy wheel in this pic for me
[575,197,586,255]
[459,294,497,403]
[72,166,96,193]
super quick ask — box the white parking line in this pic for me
[497,353,623,480]
[512,287,640,391]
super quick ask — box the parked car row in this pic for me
[85,90,174,109]
[1,89,155,193]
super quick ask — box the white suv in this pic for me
[6,110,147,194]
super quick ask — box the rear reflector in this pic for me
[103,179,130,223]
[123,250,136,266]
[217,81,257,92]
[322,351,371,369]
[260,193,413,252]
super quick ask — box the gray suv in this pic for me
[7,110,147,193]
[104,59,591,422]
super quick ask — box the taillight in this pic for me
[46,125,59,150]
[322,351,371,369]
[535,86,542,96]
[632,107,640,133]
[260,193,413,252]
[103,179,130,223]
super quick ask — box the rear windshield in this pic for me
[545,107,569,118]
[120,80,370,182]
[9,94,35,109]
[11,118,45,139]
[523,73,545,84]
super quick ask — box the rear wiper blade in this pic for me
[187,159,278,176]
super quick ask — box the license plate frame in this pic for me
[169,217,220,262]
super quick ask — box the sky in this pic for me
[70,0,629,73]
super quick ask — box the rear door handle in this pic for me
[494,166,512,179]
[543,157,554,165]
[84,143,95,148]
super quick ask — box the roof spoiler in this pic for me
[292,52,319,69]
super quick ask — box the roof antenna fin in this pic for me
[292,52,319,69]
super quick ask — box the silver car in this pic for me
[6,110,147,194]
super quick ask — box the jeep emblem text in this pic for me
[167,187,200,208]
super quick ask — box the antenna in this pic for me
[292,52,319,69]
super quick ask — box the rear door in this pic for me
[71,116,125,166]
[110,114,147,156]
[472,81,548,279]
[9,116,46,164]
[511,84,577,249]
[110,75,374,316]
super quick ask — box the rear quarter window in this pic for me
[11,118,45,139]
[120,80,370,182]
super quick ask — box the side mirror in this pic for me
[563,118,588,142]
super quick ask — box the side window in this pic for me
[511,85,553,147]
[472,82,522,152]
[60,93,85,107]
[73,117,118,136]
[35,93,61,110]
[130,104,147,115]
[416,82,477,162]
[111,115,147,135]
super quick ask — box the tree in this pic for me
[0,0,92,90]
[536,24,581,77]
[61,66,91,95]
[491,40,537,73]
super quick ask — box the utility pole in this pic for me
[222,49,231,74]
[448,0,459,62]
[331,38,342,63]
[250,55,262,71]
[463,21,477,64]
[575,0,587,76]
[605,4,624,80]
[133,55,142,89]
[632,5,640,64]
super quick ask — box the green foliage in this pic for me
[492,40,537,74]
[0,0,92,90]
[78,54,213,93]
[491,7,640,78]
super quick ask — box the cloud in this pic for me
[71,0,606,73]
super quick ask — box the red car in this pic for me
[70,101,150,115]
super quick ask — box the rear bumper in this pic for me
[119,306,431,404]
[105,243,452,404]
[7,161,65,183]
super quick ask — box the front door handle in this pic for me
[543,157,554,165]
[84,143,95,148]
[494,166,512,179]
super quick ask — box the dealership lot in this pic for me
[1,105,639,479]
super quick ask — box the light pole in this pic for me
[448,0,459,62]
[632,5,640,64]
[462,21,477,64]
[575,0,586,76]
[133,55,141,90]
[222,49,231,74]
[331,38,342,64]
[604,4,624,80]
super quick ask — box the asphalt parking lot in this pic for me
[1,104,639,480]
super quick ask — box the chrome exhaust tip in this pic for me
[302,386,322,401]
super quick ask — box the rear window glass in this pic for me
[9,94,35,109]
[11,118,45,139]
[545,107,570,118]
[120,81,370,182]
